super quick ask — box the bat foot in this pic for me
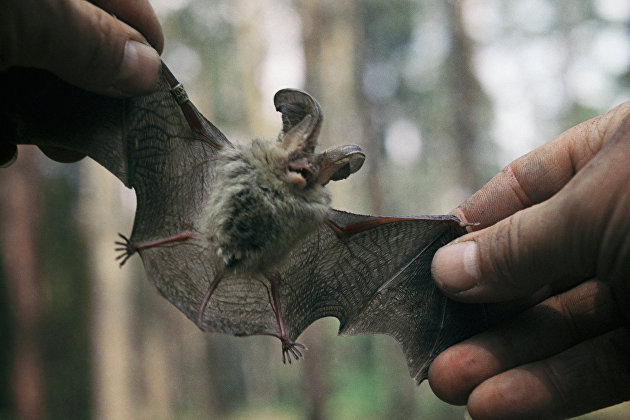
[115,233,137,267]
[280,336,307,364]
[115,232,196,268]
[259,276,306,363]
[114,233,139,267]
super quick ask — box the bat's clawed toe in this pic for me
[115,233,137,267]
[281,338,307,364]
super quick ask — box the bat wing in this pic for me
[276,211,488,383]
[137,207,487,384]
[3,65,242,329]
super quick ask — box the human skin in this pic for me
[1,0,164,164]
[430,103,630,419]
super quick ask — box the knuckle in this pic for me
[548,293,581,342]
[607,102,630,136]
[539,359,573,414]
[482,214,528,294]
[80,13,122,86]
[503,162,534,208]
[1,0,41,68]
[602,330,630,399]
[579,333,630,409]
[541,330,630,417]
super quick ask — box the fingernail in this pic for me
[432,241,480,293]
[113,40,160,96]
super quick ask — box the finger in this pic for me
[428,280,620,405]
[6,0,161,96]
[433,111,630,302]
[452,102,630,230]
[466,328,630,420]
[90,0,164,53]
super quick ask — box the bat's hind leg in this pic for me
[261,276,306,364]
[115,232,195,267]
[196,273,224,327]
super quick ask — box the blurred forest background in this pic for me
[2,0,630,419]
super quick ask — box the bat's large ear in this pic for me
[315,144,365,185]
[274,89,322,154]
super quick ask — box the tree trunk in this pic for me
[445,1,486,192]
[0,146,45,420]
[80,159,136,420]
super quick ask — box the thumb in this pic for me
[431,105,630,304]
[431,196,590,303]
[5,0,161,97]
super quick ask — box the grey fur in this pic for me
[205,138,330,272]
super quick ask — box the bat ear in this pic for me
[315,144,365,185]
[274,89,322,154]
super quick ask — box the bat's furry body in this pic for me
[207,138,330,271]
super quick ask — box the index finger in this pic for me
[92,0,164,52]
[454,102,630,230]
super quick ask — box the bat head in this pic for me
[274,89,365,189]
[206,89,366,271]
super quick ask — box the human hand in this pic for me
[429,103,630,419]
[1,0,164,165]
[1,0,163,96]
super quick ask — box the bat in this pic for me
[1,63,487,382]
